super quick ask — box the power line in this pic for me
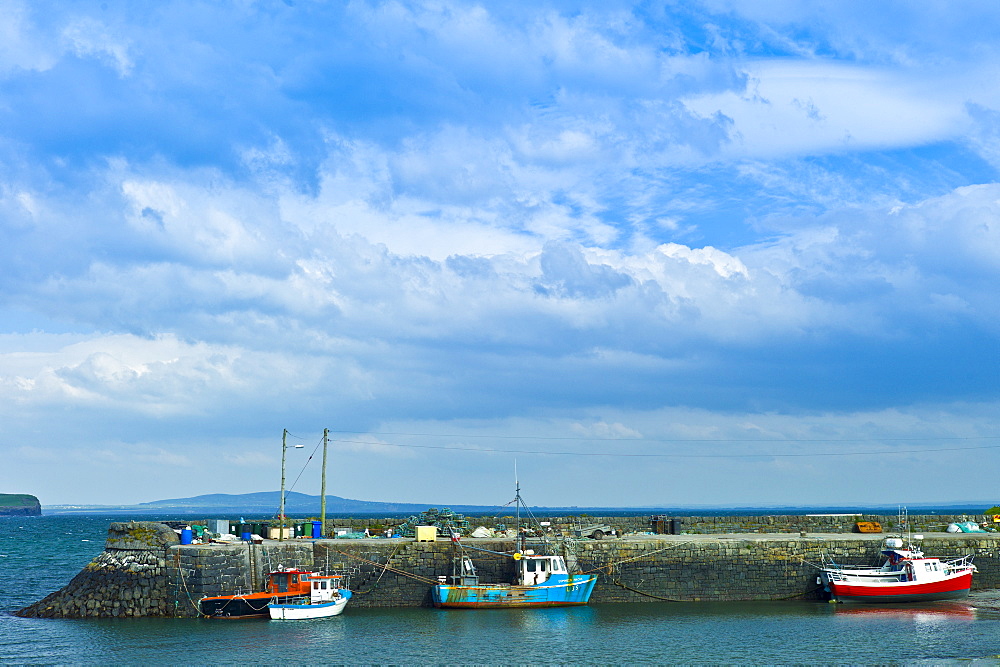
[325,429,1000,444]
[327,437,1000,459]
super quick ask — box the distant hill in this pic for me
[137,492,997,516]
[139,491,456,514]
[42,491,997,517]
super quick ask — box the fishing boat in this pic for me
[431,482,598,609]
[820,535,976,604]
[200,567,321,618]
[268,574,352,620]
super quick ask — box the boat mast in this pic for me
[514,471,526,556]
[320,428,329,538]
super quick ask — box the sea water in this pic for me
[3,515,1000,665]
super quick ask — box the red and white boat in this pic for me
[820,537,976,603]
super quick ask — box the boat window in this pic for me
[526,560,537,572]
[322,581,328,589]
[540,560,548,572]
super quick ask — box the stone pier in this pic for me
[17,521,1000,618]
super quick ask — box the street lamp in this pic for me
[279,429,304,542]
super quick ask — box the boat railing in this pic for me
[943,555,977,573]
[824,569,906,583]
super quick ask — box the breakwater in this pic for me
[253,513,992,536]
[16,519,1000,618]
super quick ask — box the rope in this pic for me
[456,542,519,558]
[332,549,443,587]
[610,579,826,602]
[580,543,690,575]
[175,557,206,615]
[609,579,694,602]
[348,544,405,594]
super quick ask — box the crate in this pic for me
[415,525,438,542]
[854,521,882,533]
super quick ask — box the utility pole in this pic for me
[280,428,288,542]
[320,428,329,537]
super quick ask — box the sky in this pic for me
[2,0,999,509]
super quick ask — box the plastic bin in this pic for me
[415,526,437,542]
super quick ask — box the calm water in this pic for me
[3,515,1000,665]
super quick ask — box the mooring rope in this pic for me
[581,542,693,575]
[175,558,207,614]
[610,578,826,602]
[345,543,405,594]
[332,549,443,587]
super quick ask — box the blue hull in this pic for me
[432,574,597,609]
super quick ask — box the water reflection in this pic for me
[833,601,977,621]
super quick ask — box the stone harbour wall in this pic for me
[583,536,1000,603]
[602,514,993,535]
[17,521,1000,618]
[279,513,993,536]
[17,522,180,618]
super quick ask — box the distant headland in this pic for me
[40,490,998,517]
[0,494,41,516]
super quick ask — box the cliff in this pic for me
[0,493,41,516]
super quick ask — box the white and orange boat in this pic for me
[268,574,351,620]
[200,567,330,618]
[820,537,976,604]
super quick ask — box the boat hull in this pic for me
[432,575,597,609]
[268,595,350,620]
[200,593,304,619]
[827,571,973,604]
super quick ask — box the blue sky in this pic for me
[2,0,999,508]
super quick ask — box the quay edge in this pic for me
[16,521,1000,618]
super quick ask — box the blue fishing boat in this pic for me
[431,482,598,609]
[432,552,596,608]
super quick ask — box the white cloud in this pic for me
[2,1,1000,506]
[0,1,57,75]
[61,17,134,77]
[120,177,283,267]
[683,60,970,157]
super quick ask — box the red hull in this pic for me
[829,572,973,603]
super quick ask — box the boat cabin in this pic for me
[266,568,315,596]
[519,553,569,586]
[879,549,964,583]
[307,575,343,603]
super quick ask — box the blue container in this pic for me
[312,520,322,538]
[241,531,252,542]
[180,527,193,545]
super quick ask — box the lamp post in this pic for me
[279,429,304,542]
